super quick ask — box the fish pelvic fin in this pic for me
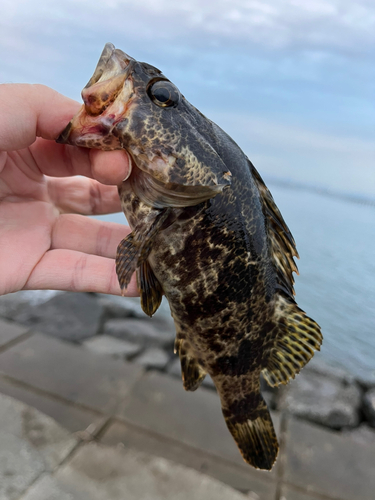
[262,297,323,387]
[137,260,163,317]
[222,394,278,470]
[175,339,206,391]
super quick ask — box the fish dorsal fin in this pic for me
[249,161,299,298]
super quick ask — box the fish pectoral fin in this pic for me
[223,395,278,470]
[116,208,172,295]
[175,340,206,391]
[137,260,163,317]
[262,299,323,387]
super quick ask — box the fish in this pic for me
[57,43,322,470]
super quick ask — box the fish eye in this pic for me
[148,80,180,108]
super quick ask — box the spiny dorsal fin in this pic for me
[175,339,207,391]
[249,161,299,298]
[262,296,323,387]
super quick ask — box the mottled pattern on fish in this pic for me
[57,43,322,470]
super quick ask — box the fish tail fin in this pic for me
[263,297,322,387]
[221,392,278,470]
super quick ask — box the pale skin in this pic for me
[0,83,138,296]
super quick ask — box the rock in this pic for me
[83,336,143,360]
[134,348,170,370]
[104,318,175,349]
[363,388,375,426]
[306,356,356,385]
[278,369,362,429]
[0,290,62,321]
[168,357,181,378]
[97,294,146,319]
[12,292,104,343]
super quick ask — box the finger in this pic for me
[47,177,123,215]
[0,84,80,150]
[24,249,139,296]
[52,215,131,257]
[29,138,130,184]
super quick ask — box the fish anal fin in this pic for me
[223,397,278,470]
[137,261,163,317]
[175,340,206,391]
[263,300,323,387]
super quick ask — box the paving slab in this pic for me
[280,485,324,500]
[0,393,77,500]
[116,371,281,477]
[20,443,251,500]
[0,375,102,434]
[0,318,29,349]
[101,419,277,498]
[284,416,375,500]
[83,335,143,360]
[0,333,143,414]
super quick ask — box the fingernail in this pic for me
[122,151,132,181]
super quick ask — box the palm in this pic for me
[0,84,136,296]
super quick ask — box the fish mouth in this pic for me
[57,43,135,148]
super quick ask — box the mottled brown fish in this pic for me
[57,43,322,470]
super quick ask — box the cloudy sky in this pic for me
[1,0,374,196]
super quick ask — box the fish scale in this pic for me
[57,43,322,470]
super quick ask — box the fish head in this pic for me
[57,43,231,208]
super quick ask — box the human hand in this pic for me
[0,84,137,296]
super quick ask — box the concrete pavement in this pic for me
[1,317,374,500]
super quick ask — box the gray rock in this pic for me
[0,290,62,321]
[21,443,249,500]
[135,348,170,370]
[104,318,175,349]
[305,356,356,385]
[168,357,181,378]
[97,294,146,319]
[83,335,142,360]
[12,292,104,342]
[0,393,77,500]
[278,369,362,429]
[363,388,375,426]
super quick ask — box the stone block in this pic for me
[363,388,375,426]
[20,443,252,500]
[0,375,103,434]
[278,368,361,428]
[12,292,104,342]
[0,290,62,320]
[104,318,175,349]
[0,393,77,500]
[83,335,142,359]
[284,416,375,500]
[0,333,143,414]
[134,347,170,370]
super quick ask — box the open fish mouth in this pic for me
[57,43,136,149]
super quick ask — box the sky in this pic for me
[1,0,374,197]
